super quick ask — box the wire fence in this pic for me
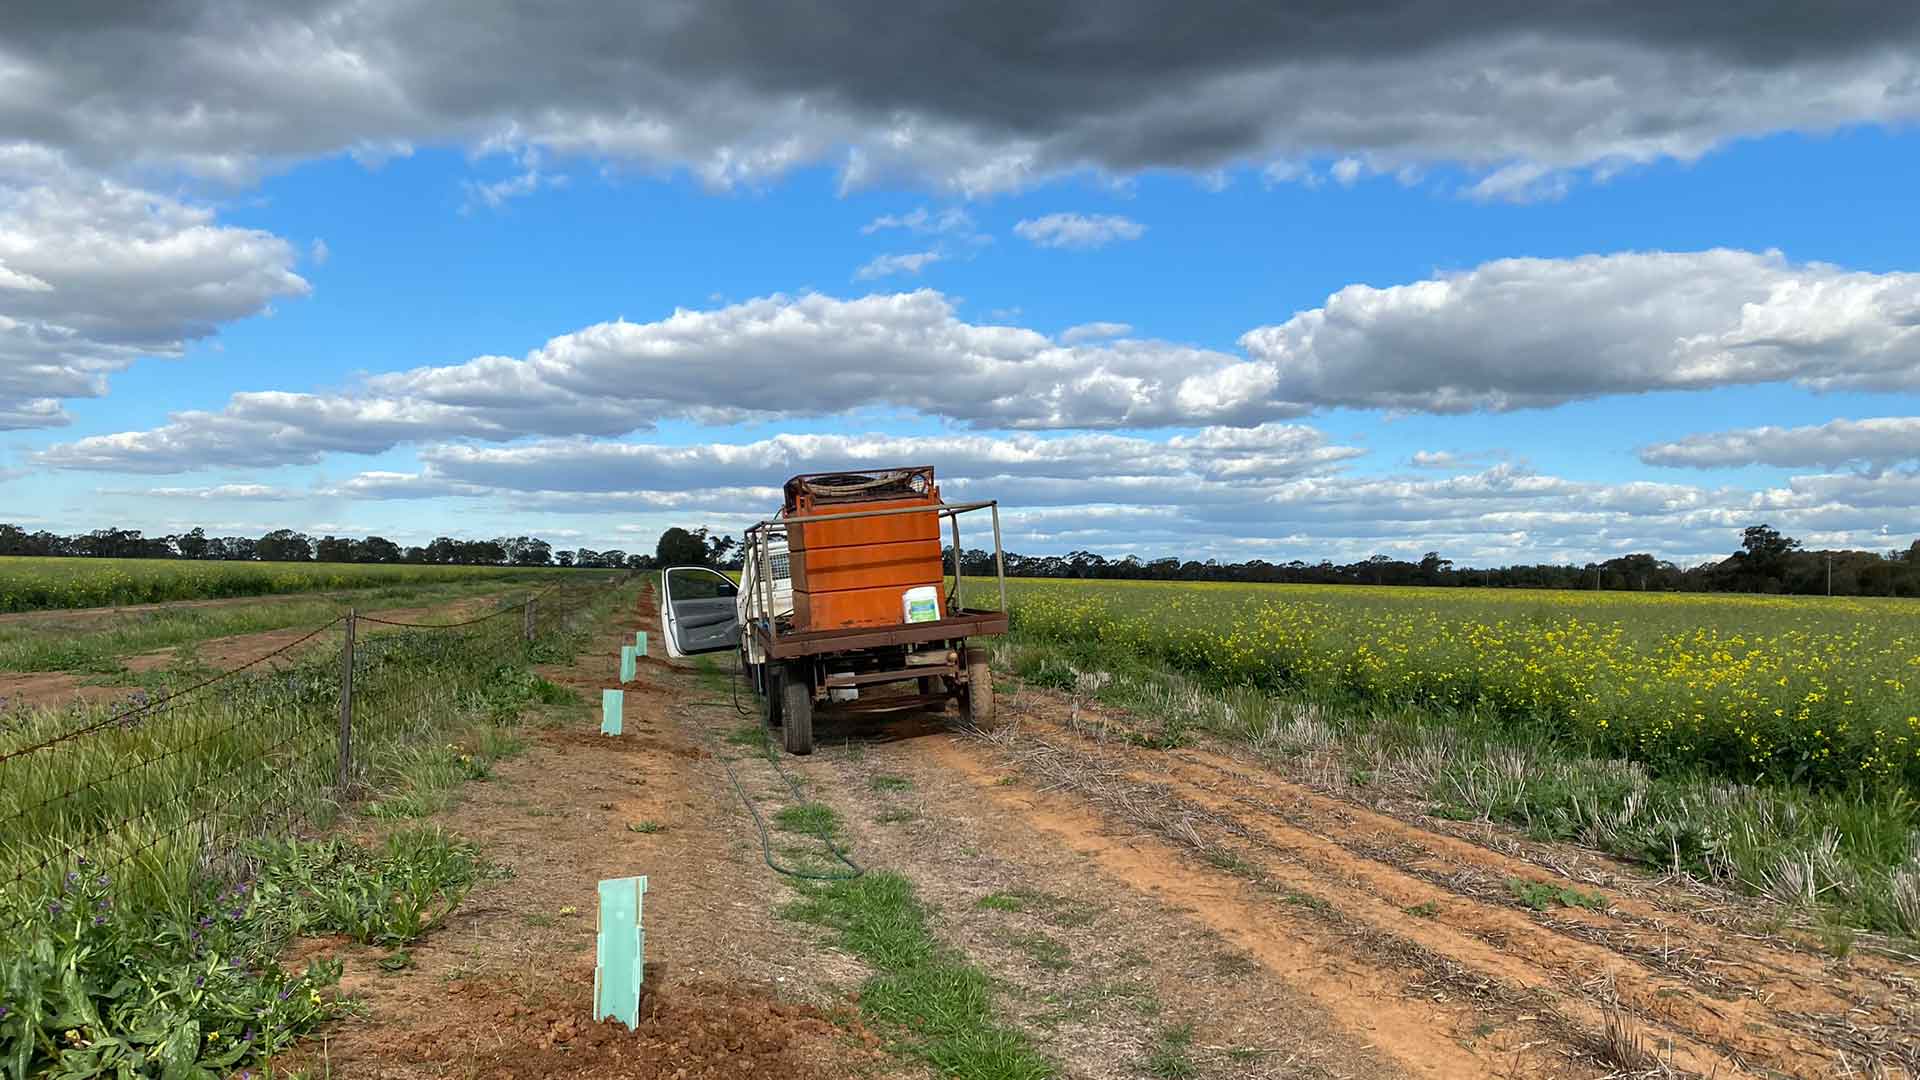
[0,573,628,935]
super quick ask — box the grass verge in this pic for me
[783,872,1053,1080]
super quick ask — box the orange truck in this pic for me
[656,466,1008,754]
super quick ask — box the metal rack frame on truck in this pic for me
[655,467,1009,755]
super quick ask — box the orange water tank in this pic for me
[784,468,944,631]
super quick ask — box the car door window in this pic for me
[662,567,740,654]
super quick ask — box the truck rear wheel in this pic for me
[965,652,995,730]
[782,665,814,755]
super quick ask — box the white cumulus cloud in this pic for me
[1014,213,1146,249]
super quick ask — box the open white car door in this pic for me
[658,566,742,658]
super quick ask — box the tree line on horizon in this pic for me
[3,521,1916,597]
[954,524,1920,597]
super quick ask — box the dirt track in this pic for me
[301,596,1916,1079]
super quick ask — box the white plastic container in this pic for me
[902,585,940,623]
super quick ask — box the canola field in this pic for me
[0,556,562,613]
[996,579,1920,791]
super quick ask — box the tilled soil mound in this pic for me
[405,969,876,1079]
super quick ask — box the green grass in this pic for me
[998,930,1070,972]
[782,871,1053,1080]
[774,802,843,840]
[628,820,667,834]
[871,774,914,792]
[1142,1022,1198,1079]
[0,555,573,614]
[973,889,1096,927]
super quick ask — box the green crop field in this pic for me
[984,579,1920,790]
[0,556,570,613]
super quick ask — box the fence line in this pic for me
[0,573,630,934]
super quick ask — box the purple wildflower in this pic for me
[195,975,205,987]
[93,915,107,927]
[46,901,62,916]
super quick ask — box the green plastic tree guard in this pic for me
[620,645,637,683]
[601,688,623,735]
[594,875,648,1027]
[634,630,648,656]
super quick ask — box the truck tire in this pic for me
[965,652,995,730]
[782,666,814,755]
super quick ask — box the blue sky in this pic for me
[3,3,1919,565]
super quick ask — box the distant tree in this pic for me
[354,535,402,563]
[655,527,709,567]
[556,550,575,568]
[173,527,210,560]
[504,536,552,566]
[1741,524,1800,566]
[314,535,353,562]
[256,529,313,562]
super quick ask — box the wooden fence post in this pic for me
[337,608,356,793]
[524,597,536,643]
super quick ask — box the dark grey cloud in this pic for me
[4,3,1919,194]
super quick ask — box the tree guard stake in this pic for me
[601,689,623,735]
[594,875,648,1028]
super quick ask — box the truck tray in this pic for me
[752,608,1009,659]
